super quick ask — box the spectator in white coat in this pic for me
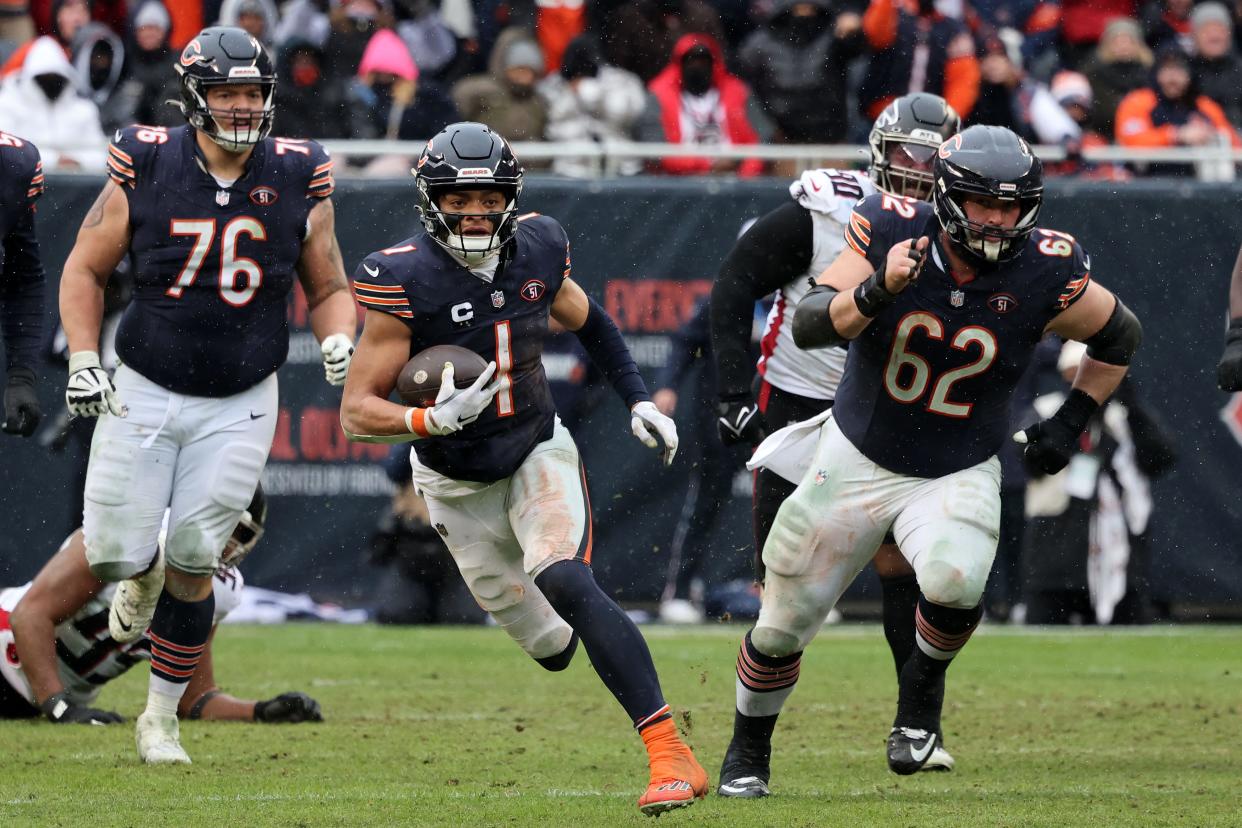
[538,33,650,177]
[0,35,106,170]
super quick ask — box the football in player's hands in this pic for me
[397,345,490,407]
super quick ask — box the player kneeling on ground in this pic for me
[341,121,707,817]
[0,486,322,726]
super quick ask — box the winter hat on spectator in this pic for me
[1099,17,1153,65]
[1189,2,1232,33]
[133,1,170,34]
[504,39,544,73]
[1101,17,1143,44]
[357,28,418,81]
[1051,71,1094,111]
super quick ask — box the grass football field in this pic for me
[2,623,1238,827]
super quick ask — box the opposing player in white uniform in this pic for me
[711,93,960,796]
[0,487,322,725]
[56,27,354,763]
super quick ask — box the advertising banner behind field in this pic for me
[1,176,1239,611]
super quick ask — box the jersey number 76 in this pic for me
[166,217,267,307]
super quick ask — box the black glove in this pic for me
[255,692,323,723]
[1014,388,1100,476]
[40,692,124,724]
[716,395,766,446]
[3,366,40,437]
[1218,318,1242,392]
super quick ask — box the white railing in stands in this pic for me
[42,140,1241,181]
[312,140,1242,182]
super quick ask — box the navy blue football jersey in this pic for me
[108,125,334,396]
[0,131,44,371]
[353,214,572,482]
[834,193,1091,477]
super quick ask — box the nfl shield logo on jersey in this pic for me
[215,190,230,206]
[950,290,965,308]
[491,290,505,308]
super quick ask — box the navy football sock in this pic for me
[534,560,669,730]
[895,597,982,733]
[147,588,215,702]
[879,573,920,679]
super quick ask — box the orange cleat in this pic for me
[637,717,709,816]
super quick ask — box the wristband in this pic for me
[404,407,430,438]
[853,267,897,318]
[1051,388,1100,436]
[40,691,71,722]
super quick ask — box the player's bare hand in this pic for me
[652,388,678,416]
[631,400,679,466]
[884,236,929,293]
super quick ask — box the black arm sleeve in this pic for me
[0,206,45,372]
[653,299,710,390]
[710,200,814,400]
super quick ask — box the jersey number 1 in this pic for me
[167,218,267,306]
[494,321,514,417]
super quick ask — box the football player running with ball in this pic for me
[713,93,961,795]
[58,27,355,763]
[719,125,1141,785]
[341,122,707,816]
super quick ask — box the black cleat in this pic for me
[717,739,771,798]
[887,726,940,775]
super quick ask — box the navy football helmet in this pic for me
[932,125,1043,264]
[176,26,275,152]
[414,122,524,263]
[868,93,961,201]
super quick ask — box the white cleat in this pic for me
[136,712,191,764]
[920,744,956,772]
[109,549,165,643]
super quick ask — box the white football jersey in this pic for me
[757,168,877,400]
[0,563,243,708]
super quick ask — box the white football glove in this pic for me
[630,400,678,466]
[65,351,125,418]
[424,361,501,436]
[320,334,354,386]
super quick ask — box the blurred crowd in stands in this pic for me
[2,0,1241,177]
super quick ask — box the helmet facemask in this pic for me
[871,135,940,200]
[183,75,275,152]
[220,506,265,569]
[417,180,521,264]
[937,185,1042,264]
